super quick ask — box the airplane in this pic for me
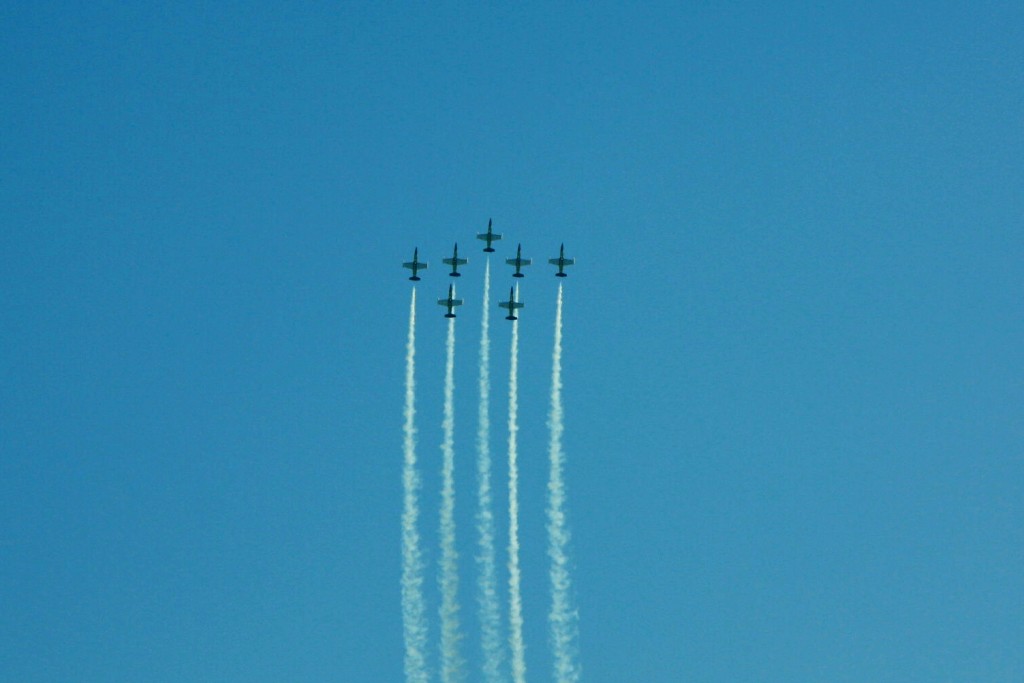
[505,243,532,277]
[437,283,463,318]
[498,285,524,321]
[548,243,575,277]
[476,218,502,252]
[402,247,428,281]
[442,242,468,277]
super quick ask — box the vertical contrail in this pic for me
[507,312,527,683]
[440,316,464,683]
[548,284,580,683]
[476,260,506,682]
[401,288,429,683]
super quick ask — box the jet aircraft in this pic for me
[548,243,575,277]
[505,243,532,278]
[402,247,428,281]
[476,218,502,252]
[443,243,468,277]
[498,285,524,320]
[437,283,463,318]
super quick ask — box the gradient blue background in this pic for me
[2,3,1021,681]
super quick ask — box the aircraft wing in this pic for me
[403,261,426,269]
[443,257,468,266]
[548,257,574,266]
[498,301,524,310]
[477,232,502,240]
[506,258,532,266]
[439,298,464,306]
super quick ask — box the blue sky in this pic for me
[2,3,1022,681]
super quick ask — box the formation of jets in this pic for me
[403,219,574,319]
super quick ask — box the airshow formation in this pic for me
[404,219,574,319]
[400,220,580,683]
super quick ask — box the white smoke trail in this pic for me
[507,315,527,683]
[476,260,506,683]
[401,288,429,683]
[547,284,580,683]
[439,316,464,683]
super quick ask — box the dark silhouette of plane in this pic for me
[548,244,575,277]
[437,283,463,318]
[498,285,524,320]
[402,247,428,281]
[443,243,468,277]
[505,243,532,277]
[477,219,502,252]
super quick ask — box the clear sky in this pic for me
[2,3,1022,681]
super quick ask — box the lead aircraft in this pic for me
[438,283,463,318]
[477,219,502,252]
